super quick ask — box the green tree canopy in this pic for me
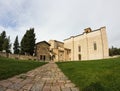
[109,46,120,56]
[2,36,11,53]
[0,36,2,51]
[21,28,36,55]
[13,36,20,54]
[0,31,6,51]
[0,31,11,52]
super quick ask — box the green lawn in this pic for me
[0,57,47,80]
[56,57,120,91]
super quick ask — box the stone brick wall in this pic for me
[0,51,8,57]
[0,52,36,61]
[64,26,109,61]
[49,40,66,62]
[35,41,50,61]
[49,40,64,49]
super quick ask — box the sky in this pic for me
[0,0,120,48]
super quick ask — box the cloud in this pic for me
[0,0,120,49]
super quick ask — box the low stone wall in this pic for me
[19,55,36,60]
[108,55,120,59]
[0,52,8,57]
[9,54,20,59]
[0,52,36,61]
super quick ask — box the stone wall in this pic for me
[35,41,50,61]
[49,40,64,49]
[0,52,8,57]
[48,40,66,62]
[64,26,109,61]
[0,51,36,61]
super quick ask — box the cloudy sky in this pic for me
[0,0,120,48]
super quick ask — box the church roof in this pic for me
[64,26,106,41]
[36,41,51,46]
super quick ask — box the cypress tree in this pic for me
[21,28,36,55]
[13,36,20,54]
[0,36,2,51]
[0,31,6,51]
[2,36,11,53]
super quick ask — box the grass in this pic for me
[0,57,47,80]
[56,57,120,91]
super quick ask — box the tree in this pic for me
[1,31,6,39]
[0,31,6,51]
[21,28,36,55]
[2,36,11,53]
[109,46,120,56]
[0,36,2,51]
[13,36,20,54]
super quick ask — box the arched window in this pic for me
[94,42,97,50]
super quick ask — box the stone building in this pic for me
[35,26,109,61]
[64,26,109,61]
[35,41,50,61]
[48,40,71,62]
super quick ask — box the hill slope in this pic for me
[57,57,120,91]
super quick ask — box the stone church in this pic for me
[35,26,109,61]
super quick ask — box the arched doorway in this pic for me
[78,54,81,60]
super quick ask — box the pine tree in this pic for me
[1,31,6,39]
[2,36,11,53]
[0,31,6,51]
[21,28,36,55]
[0,36,2,51]
[13,36,20,54]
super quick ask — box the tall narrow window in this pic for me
[94,42,97,50]
[40,55,42,60]
[78,54,81,60]
[78,46,81,52]
[43,55,46,61]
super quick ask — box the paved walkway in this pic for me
[0,62,79,91]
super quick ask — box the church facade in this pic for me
[35,26,109,61]
[64,26,109,61]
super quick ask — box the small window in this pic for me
[43,55,46,61]
[78,46,81,52]
[94,42,97,50]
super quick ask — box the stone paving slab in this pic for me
[0,62,79,91]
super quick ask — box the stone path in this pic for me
[0,62,79,91]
